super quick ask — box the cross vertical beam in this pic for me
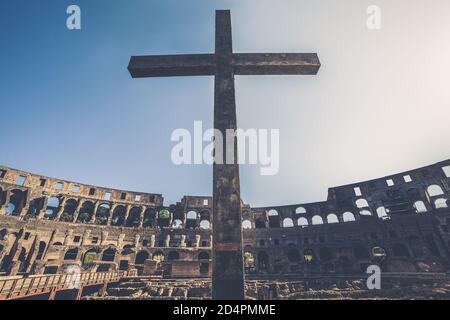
[127,9,320,301]
[212,10,245,300]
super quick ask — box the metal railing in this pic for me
[0,269,137,299]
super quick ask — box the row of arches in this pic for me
[62,247,210,266]
[245,199,449,229]
[2,192,212,229]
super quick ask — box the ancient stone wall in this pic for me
[1,160,449,278]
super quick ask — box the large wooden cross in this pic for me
[128,10,320,300]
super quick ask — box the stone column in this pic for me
[55,197,68,221]
[81,229,91,246]
[194,234,201,248]
[150,234,156,248]
[101,231,109,246]
[123,205,132,226]
[135,234,141,248]
[107,204,117,226]
[180,235,187,248]
[140,206,146,228]
[72,201,84,223]
[165,234,170,247]
[37,197,49,220]
[64,230,73,246]
[90,202,100,224]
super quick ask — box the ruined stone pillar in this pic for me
[55,197,68,221]
[101,231,109,246]
[135,234,141,248]
[180,235,187,248]
[107,204,117,226]
[139,206,146,228]
[165,234,170,247]
[37,197,49,220]
[64,230,73,246]
[81,229,91,246]
[118,234,126,248]
[123,205,132,225]
[73,201,84,223]
[90,202,100,223]
[150,234,156,248]
[1,191,12,215]
[194,234,201,248]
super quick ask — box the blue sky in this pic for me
[1,0,450,206]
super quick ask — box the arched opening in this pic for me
[413,201,428,213]
[64,248,79,261]
[355,198,369,208]
[376,206,389,218]
[95,203,111,225]
[171,219,183,229]
[242,220,252,229]
[121,245,134,256]
[244,251,255,273]
[44,196,61,219]
[135,251,150,264]
[359,209,372,216]
[282,218,294,228]
[152,251,165,263]
[435,198,448,209]
[342,211,356,222]
[371,246,387,258]
[26,198,45,218]
[427,185,444,197]
[7,190,27,216]
[158,209,171,228]
[297,217,308,228]
[126,207,142,227]
[185,210,197,229]
[295,207,306,214]
[312,215,324,225]
[111,206,126,226]
[82,249,99,267]
[167,251,180,261]
[254,217,266,229]
[60,199,78,222]
[392,243,410,257]
[143,208,157,228]
[268,209,280,228]
[258,251,269,271]
[77,201,94,223]
[102,247,116,262]
[198,252,210,260]
[303,249,315,263]
[327,214,339,224]
[199,220,211,230]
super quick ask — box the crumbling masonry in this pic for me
[1,160,450,294]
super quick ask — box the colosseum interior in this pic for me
[1,160,450,300]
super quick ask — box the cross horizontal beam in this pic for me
[128,54,215,78]
[233,53,320,75]
[128,53,320,78]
